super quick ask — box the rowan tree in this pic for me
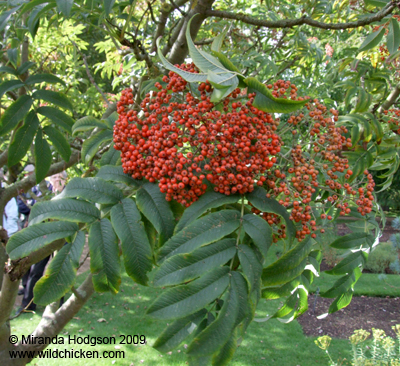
[0,0,399,365]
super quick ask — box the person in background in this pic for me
[0,168,19,237]
[16,165,57,314]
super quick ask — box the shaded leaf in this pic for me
[56,177,123,204]
[7,221,78,260]
[158,210,240,261]
[146,266,230,319]
[0,95,33,137]
[110,198,152,285]
[88,218,121,294]
[37,106,74,133]
[43,125,71,162]
[34,129,52,183]
[29,198,100,225]
[154,238,236,287]
[8,110,39,166]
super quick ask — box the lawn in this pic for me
[11,270,352,366]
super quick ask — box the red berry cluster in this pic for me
[384,108,400,135]
[113,63,281,206]
[113,64,376,243]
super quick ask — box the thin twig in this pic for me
[69,39,111,107]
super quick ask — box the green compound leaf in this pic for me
[43,125,71,162]
[136,183,175,246]
[7,221,79,260]
[97,165,142,187]
[176,191,240,233]
[25,73,66,87]
[29,198,100,225]
[56,177,123,205]
[245,77,308,113]
[0,79,25,99]
[34,129,52,184]
[32,89,73,112]
[262,237,312,287]
[147,266,230,320]
[81,130,113,164]
[186,274,240,356]
[0,95,33,137]
[154,238,236,287]
[242,214,272,259]
[72,116,108,135]
[358,28,385,53]
[153,309,207,353]
[158,210,240,262]
[8,110,39,167]
[37,106,74,133]
[88,218,121,294]
[33,232,84,306]
[110,198,153,286]
[246,186,296,242]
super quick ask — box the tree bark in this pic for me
[1,274,94,366]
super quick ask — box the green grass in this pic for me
[311,272,400,297]
[11,271,352,366]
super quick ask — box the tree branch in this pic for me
[167,0,216,65]
[205,3,395,30]
[70,39,111,107]
[378,81,400,113]
[12,273,95,364]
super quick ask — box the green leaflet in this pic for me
[246,186,296,242]
[56,0,74,17]
[0,79,25,99]
[237,244,263,293]
[242,214,272,259]
[153,238,236,287]
[7,221,79,260]
[329,232,372,249]
[262,277,301,300]
[34,129,52,183]
[146,266,230,319]
[245,77,307,113]
[25,73,65,87]
[156,38,208,83]
[43,125,71,162]
[100,148,121,166]
[329,290,353,313]
[152,309,207,353]
[33,232,84,305]
[0,95,33,137]
[325,251,368,275]
[104,0,116,16]
[135,183,175,246]
[88,219,121,294]
[211,328,238,366]
[72,116,108,135]
[81,130,113,164]
[262,237,312,287]
[158,210,241,262]
[110,198,153,286]
[358,28,386,53]
[176,191,240,233]
[55,177,123,204]
[387,18,400,54]
[32,89,73,112]
[186,275,240,356]
[29,198,100,225]
[37,106,74,133]
[321,268,362,298]
[8,110,39,167]
[96,165,141,187]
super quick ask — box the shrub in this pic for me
[364,243,397,274]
